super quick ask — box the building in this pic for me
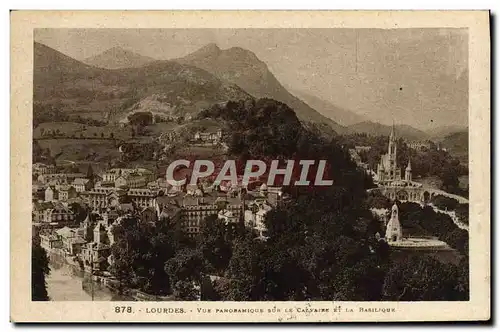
[32,201,52,223]
[371,125,430,202]
[55,226,86,255]
[57,185,77,201]
[408,141,432,151]
[81,186,157,211]
[80,187,117,210]
[44,186,58,202]
[155,195,182,221]
[244,201,272,238]
[81,242,111,272]
[32,181,47,200]
[101,168,131,182]
[376,125,402,183]
[405,159,412,182]
[115,172,148,189]
[385,204,403,243]
[43,203,76,225]
[128,188,156,208]
[354,146,372,153]
[40,233,63,251]
[80,220,111,271]
[72,178,93,192]
[33,163,56,176]
[103,168,155,184]
[148,178,167,191]
[218,209,239,224]
[158,131,179,144]
[193,129,223,145]
[38,173,86,185]
[180,190,243,238]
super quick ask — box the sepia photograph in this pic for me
[10,10,490,322]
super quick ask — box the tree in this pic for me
[110,216,176,295]
[110,132,114,139]
[455,204,469,226]
[198,215,234,274]
[382,256,467,301]
[32,236,50,301]
[225,237,264,301]
[69,202,88,224]
[430,195,459,211]
[398,201,468,254]
[366,190,392,209]
[164,248,203,286]
[128,112,153,127]
[172,280,198,300]
[441,168,460,193]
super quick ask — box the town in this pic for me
[29,30,470,303]
[32,121,470,301]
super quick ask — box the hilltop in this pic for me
[33,42,250,122]
[347,121,429,141]
[176,43,346,135]
[84,46,156,69]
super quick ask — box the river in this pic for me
[46,263,132,301]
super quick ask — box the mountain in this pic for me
[33,42,250,121]
[426,125,468,140]
[439,130,468,164]
[34,42,106,84]
[176,44,346,135]
[347,121,429,141]
[84,47,156,69]
[290,89,366,126]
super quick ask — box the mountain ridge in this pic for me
[347,121,429,141]
[33,42,250,121]
[175,43,347,135]
[289,89,367,126]
[83,46,156,69]
[426,125,468,140]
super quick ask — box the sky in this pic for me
[35,28,468,130]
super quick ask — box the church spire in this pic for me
[390,120,396,141]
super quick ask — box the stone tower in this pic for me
[385,203,402,243]
[376,159,385,182]
[405,159,412,182]
[93,222,107,244]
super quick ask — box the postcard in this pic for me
[10,10,490,322]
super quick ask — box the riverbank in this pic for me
[46,253,175,301]
[46,263,133,301]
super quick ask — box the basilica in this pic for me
[376,125,412,184]
[373,125,426,202]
